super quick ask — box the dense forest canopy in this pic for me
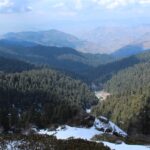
[0,56,35,73]
[0,69,98,131]
[88,50,150,85]
[93,62,150,135]
[0,42,150,137]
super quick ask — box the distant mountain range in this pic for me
[0,36,149,82]
[0,39,115,78]
[2,29,95,53]
[80,25,150,53]
[2,26,150,56]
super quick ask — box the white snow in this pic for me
[5,141,21,150]
[94,117,127,137]
[39,125,102,140]
[38,117,149,150]
[103,141,150,150]
[109,121,127,137]
[38,117,127,140]
[94,118,110,131]
[86,108,91,113]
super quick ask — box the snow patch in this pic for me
[38,117,127,140]
[4,141,22,150]
[37,117,149,150]
[103,141,149,150]
[86,108,91,113]
[39,125,102,140]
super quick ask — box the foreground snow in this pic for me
[103,141,150,150]
[4,141,21,150]
[38,126,149,150]
[38,117,149,150]
[5,140,149,150]
[38,117,127,140]
[39,125,102,140]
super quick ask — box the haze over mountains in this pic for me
[0,27,150,149]
[0,0,150,149]
[80,25,150,53]
[0,39,115,77]
[1,25,150,55]
[1,26,150,84]
[0,36,150,137]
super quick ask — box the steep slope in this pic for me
[88,55,140,86]
[93,60,150,135]
[88,50,150,87]
[0,69,98,131]
[0,39,91,73]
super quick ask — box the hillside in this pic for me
[0,135,110,150]
[0,39,91,73]
[0,56,35,73]
[0,39,115,77]
[93,59,150,135]
[88,50,150,87]
[112,44,144,58]
[0,69,98,131]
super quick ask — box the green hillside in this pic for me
[0,56,35,73]
[0,69,98,131]
[93,60,150,135]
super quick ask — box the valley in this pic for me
[1,0,150,149]
[0,25,150,150]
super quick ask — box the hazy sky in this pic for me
[0,0,150,34]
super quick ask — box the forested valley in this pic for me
[0,39,150,149]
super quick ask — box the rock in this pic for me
[105,128,112,133]
[98,116,109,124]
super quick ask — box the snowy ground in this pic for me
[38,117,127,140]
[39,125,102,140]
[86,108,91,113]
[5,140,150,150]
[103,141,150,150]
[38,117,149,150]
[3,141,21,150]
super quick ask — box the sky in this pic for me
[0,0,150,34]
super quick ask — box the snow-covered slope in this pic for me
[38,117,149,150]
[39,125,101,140]
[38,116,127,140]
[94,116,127,137]
[103,141,150,150]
